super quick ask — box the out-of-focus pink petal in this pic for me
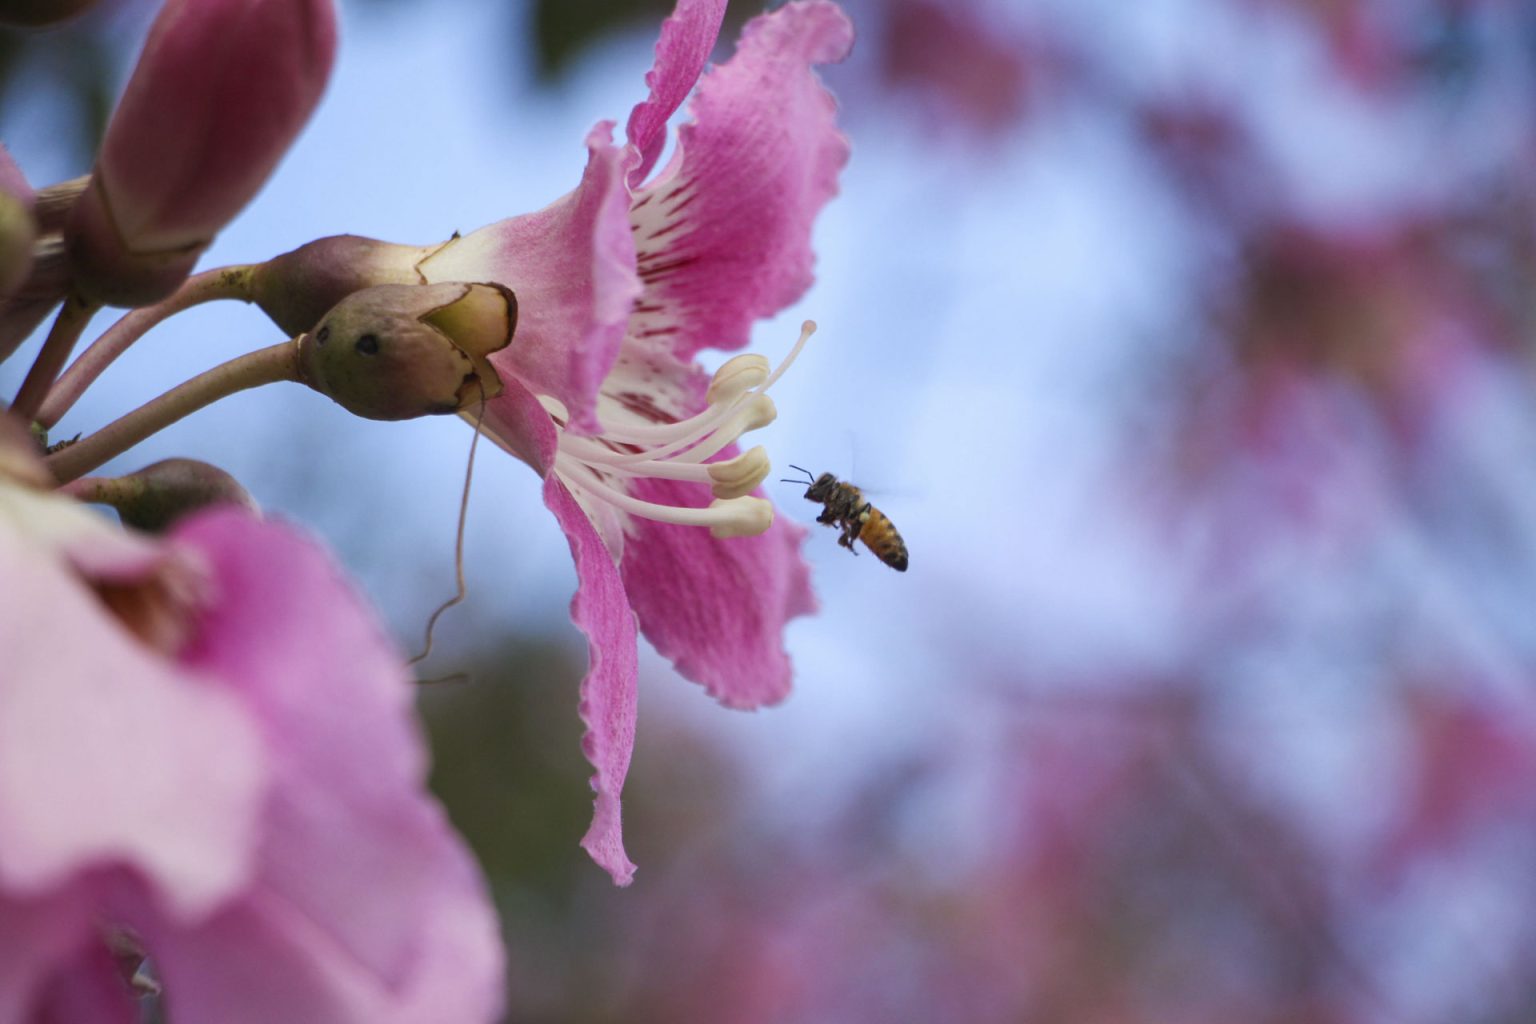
[145,893,504,1024]
[620,475,816,709]
[624,0,727,188]
[544,476,639,886]
[422,124,639,436]
[1,483,171,584]
[164,510,505,1020]
[28,940,137,1024]
[627,0,852,363]
[0,523,265,919]
[0,890,96,1023]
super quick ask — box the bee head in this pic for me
[806,472,838,501]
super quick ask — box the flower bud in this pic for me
[103,458,260,533]
[249,234,432,336]
[297,283,515,420]
[66,0,338,306]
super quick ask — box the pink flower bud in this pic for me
[67,0,337,306]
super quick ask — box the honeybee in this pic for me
[783,465,908,572]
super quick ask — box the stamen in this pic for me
[562,393,776,468]
[663,395,776,464]
[706,353,770,405]
[593,399,737,445]
[555,458,774,536]
[532,321,813,538]
[707,496,773,538]
[706,445,770,499]
[556,442,768,498]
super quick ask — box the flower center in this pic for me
[546,321,816,538]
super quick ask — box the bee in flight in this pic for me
[783,465,908,572]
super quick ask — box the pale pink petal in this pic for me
[164,510,505,1022]
[477,377,560,477]
[544,476,639,886]
[0,483,168,582]
[620,475,816,709]
[627,0,852,363]
[0,525,265,920]
[421,124,639,435]
[624,0,727,187]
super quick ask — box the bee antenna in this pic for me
[781,464,814,485]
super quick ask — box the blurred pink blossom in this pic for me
[877,0,1041,133]
[0,436,502,1022]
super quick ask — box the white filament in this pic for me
[548,321,817,535]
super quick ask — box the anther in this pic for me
[707,445,770,499]
[707,496,774,538]
[706,354,770,406]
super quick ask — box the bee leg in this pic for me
[838,521,860,552]
[816,508,838,526]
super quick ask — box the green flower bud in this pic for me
[97,458,259,533]
[297,282,514,421]
[249,234,436,336]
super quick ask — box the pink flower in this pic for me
[67,0,338,306]
[407,0,849,883]
[250,0,848,884]
[0,438,503,1021]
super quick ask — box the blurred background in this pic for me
[7,0,1536,1020]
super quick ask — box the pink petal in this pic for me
[0,890,96,1023]
[165,510,505,1021]
[144,895,498,1024]
[627,0,853,363]
[0,523,265,920]
[2,483,169,583]
[27,939,137,1024]
[620,475,816,709]
[422,124,639,436]
[544,476,639,886]
[624,0,728,188]
[478,377,560,477]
